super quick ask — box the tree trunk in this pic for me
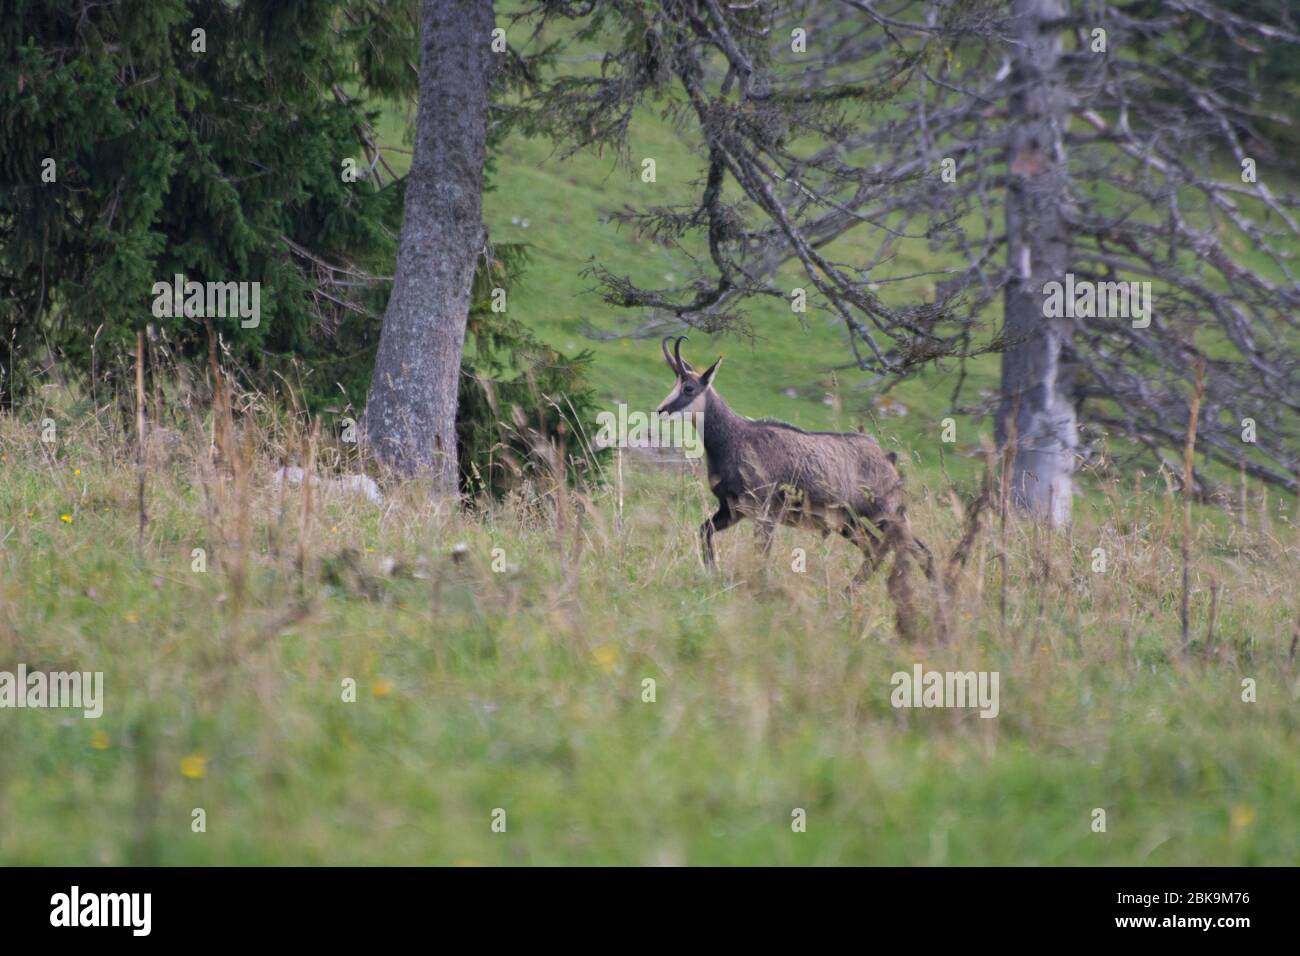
[996,0,1076,526]
[361,0,496,486]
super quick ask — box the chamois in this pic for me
[657,336,941,638]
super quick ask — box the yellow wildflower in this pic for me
[180,754,207,779]
[593,644,618,673]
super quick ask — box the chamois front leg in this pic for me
[700,500,738,568]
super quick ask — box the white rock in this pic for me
[336,474,384,505]
[273,467,383,506]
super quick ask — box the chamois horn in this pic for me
[661,335,679,374]
[673,335,692,373]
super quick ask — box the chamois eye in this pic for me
[683,384,696,394]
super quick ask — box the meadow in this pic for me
[0,379,1296,864]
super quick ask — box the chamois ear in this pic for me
[700,355,723,387]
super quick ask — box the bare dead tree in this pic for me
[520,0,1012,369]
[522,0,1300,519]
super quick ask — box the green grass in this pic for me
[0,407,1296,865]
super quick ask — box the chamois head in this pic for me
[656,336,722,416]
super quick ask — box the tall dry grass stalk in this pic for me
[135,331,148,553]
[1181,357,1206,653]
[998,396,1020,643]
[1238,453,1248,537]
[615,446,624,534]
[297,415,320,581]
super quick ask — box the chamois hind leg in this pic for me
[884,522,921,640]
[700,499,739,568]
[843,517,890,584]
[890,516,950,642]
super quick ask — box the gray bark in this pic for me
[362,0,496,486]
[996,0,1076,526]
